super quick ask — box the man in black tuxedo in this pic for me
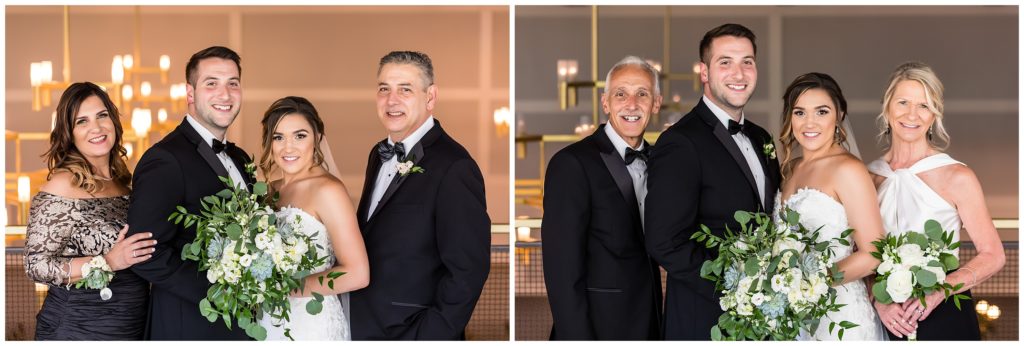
[126,46,252,340]
[351,51,490,340]
[542,56,664,340]
[644,24,782,340]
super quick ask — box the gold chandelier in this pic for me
[27,5,186,154]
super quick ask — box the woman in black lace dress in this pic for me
[24,82,156,340]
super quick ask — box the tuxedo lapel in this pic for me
[177,120,231,182]
[743,127,771,210]
[593,125,640,223]
[225,147,254,190]
[357,148,382,227]
[697,103,759,204]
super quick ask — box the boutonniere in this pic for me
[397,155,426,177]
[763,139,777,160]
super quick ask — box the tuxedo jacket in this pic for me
[541,124,662,340]
[126,119,254,340]
[644,99,781,340]
[351,119,491,340]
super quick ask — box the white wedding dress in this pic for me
[259,206,350,340]
[775,188,886,341]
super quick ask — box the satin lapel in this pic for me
[594,129,640,223]
[697,103,760,204]
[226,147,254,191]
[178,120,231,183]
[746,128,771,210]
[357,148,381,228]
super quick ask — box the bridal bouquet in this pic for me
[691,210,857,340]
[870,220,968,340]
[169,163,336,340]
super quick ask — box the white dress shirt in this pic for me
[703,95,766,205]
[367,116,435,220]
[604,123,648,229]
[185,115,247,189]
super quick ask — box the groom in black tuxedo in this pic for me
[542,56,663,340]
[352,51,491,340]
[644,24,781,340]
[126,46,252,340]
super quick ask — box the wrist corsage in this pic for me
[76,255,115,300]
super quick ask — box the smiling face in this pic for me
[376,63,436,143]
[601,65,661,148]
[187,57,241,138]
[270,113,316,176]
[886,80,935,145]
[701,35,757,119]
[71,95,116,163]
[790,88,840,154]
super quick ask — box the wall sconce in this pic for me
[132,108,152,138]
[557,59,600,110]
[132,108,152,154]
[516,226,535,242]
[157,108,168,124]
[493,107,510,137]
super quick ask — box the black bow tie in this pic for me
[624,146,650,165]
[211,139,235,154]
[376,140,406,162]
[727,119,745,135]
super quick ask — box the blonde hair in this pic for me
[876,61,949,150]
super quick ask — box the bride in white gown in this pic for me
[774,73,885,340]
[255,97,369,340]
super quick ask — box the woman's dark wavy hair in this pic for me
[43,82,131,193]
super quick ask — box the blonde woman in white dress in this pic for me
[868,62,1005,341]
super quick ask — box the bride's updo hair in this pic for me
[258,96,326,179]
[778,72,848,180]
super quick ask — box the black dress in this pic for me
[24,192,148,340]
[885,289,981,341]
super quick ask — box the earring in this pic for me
[927,126,934,141]
[885,125,891,135]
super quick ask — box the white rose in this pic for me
[886,269,916,302]
[897,243,926,267]
[294,240,309,256]
[772,237,806,256]
[877,259,894,275]
[397,161,413,175]
[720,295,735,311]
[787,286,804,305]
[736,302,754,316]
[771,275,789,293]
[239,254,253,267]
[737,277,754,293]
[82,260,96,277]
[751,292,766,306]
[258,215,270,230]
[255,233,272,250]
[206,265,222,283]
